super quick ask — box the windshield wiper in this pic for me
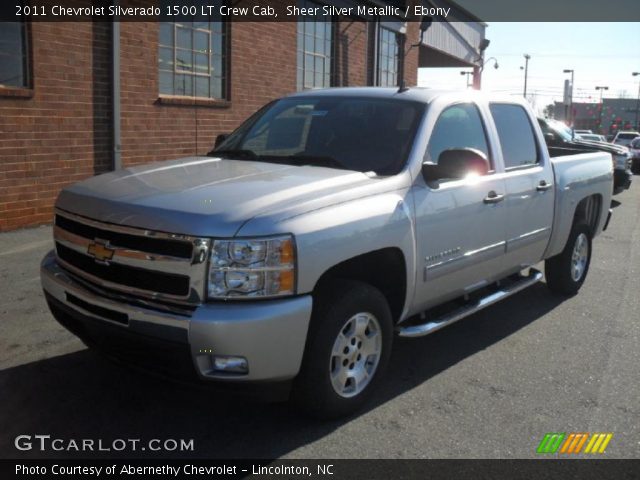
[208,149,257,159]
[207,151,350,170]
[273,155,349,170]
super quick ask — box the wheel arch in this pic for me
[313,247,408,324]
[545,192,604,259]
[573,194,603,235]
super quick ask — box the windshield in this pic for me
[213,96,425,175]
[547,120,574,141]
[538,118,573,142]
[631,138,640,148]
[618,133,639,140]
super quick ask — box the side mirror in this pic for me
[214,133,229,149]
[422,148,489,183]
[544,132,556,143]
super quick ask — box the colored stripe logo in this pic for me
[537,433,613,454]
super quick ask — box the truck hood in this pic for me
[56,157,376,237]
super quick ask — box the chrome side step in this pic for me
[397,269,543,338]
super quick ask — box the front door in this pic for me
[412,102,508,311]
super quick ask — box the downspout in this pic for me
[111,16,122,170]
[372,20,379,86]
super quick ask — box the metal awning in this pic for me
[419,0,487,68]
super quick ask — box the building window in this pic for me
[0,21,30,89]
[297,1,333,90]
[377,27,402,87]
[158,20,227,99]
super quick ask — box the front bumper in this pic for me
[613,168,632,194]
[41,251,312,383]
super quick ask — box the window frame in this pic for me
[158,20,228,101]
[489,102,542,172]
[424,101,495,178]
[173,23,212,78]
[0,20,32,93]
[376,26,403,87]
[296,0,334,91]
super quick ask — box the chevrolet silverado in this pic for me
[41,88,614,418]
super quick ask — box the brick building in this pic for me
[0,0,486,231]
[552,98,640,136]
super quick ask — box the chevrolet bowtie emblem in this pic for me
[87,239,115,263]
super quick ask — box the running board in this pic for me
[397,269,543,338]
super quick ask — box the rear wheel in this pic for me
[292,280,392,419]
[545,222,592,295]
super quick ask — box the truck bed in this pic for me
[545,151,613,259]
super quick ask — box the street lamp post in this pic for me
[523,54,531,99]
[460,71,473,89]
[595,86,609,134]
[563,69,574,125]
[633,72,640,131]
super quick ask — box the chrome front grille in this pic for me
[53,209,210,306]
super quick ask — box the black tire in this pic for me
[545,222,592,295]
[291,280,393,419]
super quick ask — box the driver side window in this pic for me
[425,103,491,169]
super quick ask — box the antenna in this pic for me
[398,80,409,93]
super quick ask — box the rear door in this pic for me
[488,103,554,269]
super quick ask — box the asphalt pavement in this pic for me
[1,181,638,459]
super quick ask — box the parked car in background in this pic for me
[576,133,607,143]
[539,118,632,194]
[630,137,640,174]
[613,131,640,147]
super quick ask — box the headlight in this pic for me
[207,235,296,299]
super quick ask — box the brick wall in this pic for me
[335,18,371,87]
[0,22,111,231]
[1,18,422,231]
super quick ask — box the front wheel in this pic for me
[545,222,592,295]
[291,280,393,419]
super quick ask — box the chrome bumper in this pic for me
[41,251,312,382]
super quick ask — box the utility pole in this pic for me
[633,72,640,131]
[563,69,574,125]
[523,54,530,99]
[595,86,609,134]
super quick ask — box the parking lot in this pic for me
[1,182,638,460]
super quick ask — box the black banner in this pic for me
[3,459,640,480]
[2,0,640,22]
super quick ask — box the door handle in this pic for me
[483,191,505,204]
[536,180,553,192]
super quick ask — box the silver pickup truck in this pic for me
[41,88,613,418]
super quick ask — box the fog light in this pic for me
[213,355,248,374]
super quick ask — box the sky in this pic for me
[417,23,640,114]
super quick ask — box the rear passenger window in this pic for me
[489,104,539,169]
[425,103,491,168]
